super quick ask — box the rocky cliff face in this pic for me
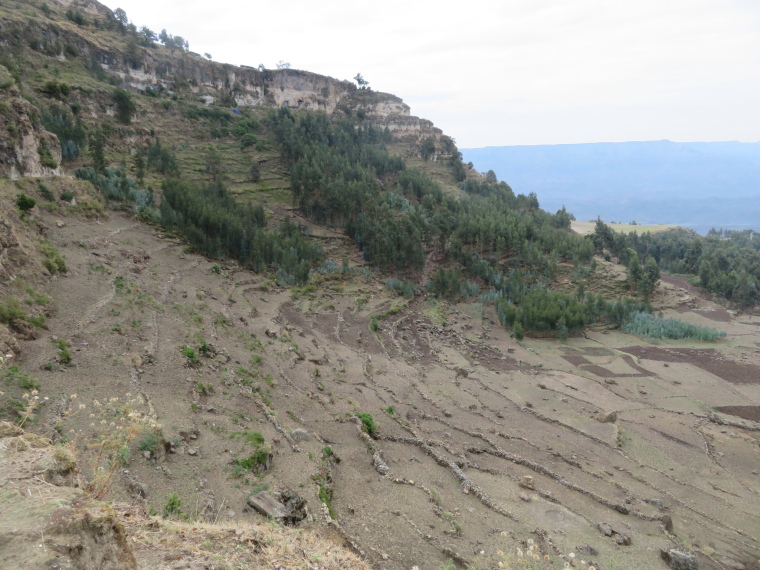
[0,67,63,179]
[1,0,452,168]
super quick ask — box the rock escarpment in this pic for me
[0,66,63,179]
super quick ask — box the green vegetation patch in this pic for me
[621,312,726,342]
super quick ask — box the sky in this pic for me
[100,0,760,148]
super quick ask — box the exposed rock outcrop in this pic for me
[0,67,63,179]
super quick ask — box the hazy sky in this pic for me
[100,0,760,148]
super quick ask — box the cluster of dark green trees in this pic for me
[265,108,672,336]
[159,180,322,284]
[593,220,759,307]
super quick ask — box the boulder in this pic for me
[291,428,310,442]
[519,475,534,489]
[597,522,614,537]
[597,410,617,423]
[246,491,307,525]
[247,491,290,520]
[660,549,699,570]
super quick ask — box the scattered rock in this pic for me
[645,498,665,511]
[577,545,598,556]
[125,475,148,498]
[186,447,198,456]
[604,379,617,385]
[662,514,674,532]
[660,549,699,570]
[597,410,617,423]
[519,475,534,490]
[246,490,307,525]
[616,534,632,546]
[597,522,614,537]
[291,428,310,442]
[373,452,390,475]
[519,492,531,502]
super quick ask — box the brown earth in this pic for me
[2,206,759,570]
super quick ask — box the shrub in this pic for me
[181,347,198,365]
[52,339,72,365]
[162,493,182,518]
[27,315,46,328]
[0,298,26,324]
[356,412,376,436]
[1,365,40,390]
[38,142,58,169]
[39,241,66,274]
[235,444,271,473]
[138,433,159,455]
[240,133,258,149]
[35,184,53,202]
[16,193,36,212]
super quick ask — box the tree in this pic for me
[126,37,142,68]
[421,136,436,161]
[638,256,660,300]
[205,146,223,182]
[248,162,260,182]
[354,73,369,89]
[627,250,641,291]
[204,53,212,60]
[139,26,157,45]
[134,149,146,185]
[276,60,291,69]
[89,129,106,172]
[557,316,569,341]
[113,88,136,124]
[114,8,128,26]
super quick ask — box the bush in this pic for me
[0,298,26,324]
[356,412,376,436]
[138,433,159,455]
[38,183,54,201]
[240,133,258,149]
[52,339,72,365]
[38,142,58,169]
[162,493,182,518]
[16,193,36,212]
[181,347,198,365]
[235,443,272,473]
[1,365,40,390]
[39,241,66,274]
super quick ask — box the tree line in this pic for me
[593,220,759,307]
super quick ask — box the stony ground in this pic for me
[7,208,760,570]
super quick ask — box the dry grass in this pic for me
[116,504,369,570]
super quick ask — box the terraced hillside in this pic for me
[3,200,755,570]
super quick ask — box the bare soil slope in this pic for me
[3,206,757,570]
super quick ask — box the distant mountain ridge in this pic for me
[461,140,760,234]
